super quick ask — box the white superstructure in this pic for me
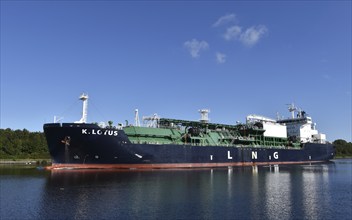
[277,104,326,143]
[246,115,287,138]
[247,104,326,144]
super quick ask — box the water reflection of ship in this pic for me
[41,162,336,219]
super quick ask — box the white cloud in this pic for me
[216,52,226,64]
[212,13,237,27]
[224,25,242,41]
[184,39,209,58]
[239,25,268,46]
[213,14,268,47]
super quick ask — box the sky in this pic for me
[1,1,351,142]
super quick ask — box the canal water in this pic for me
[1,159,351,220]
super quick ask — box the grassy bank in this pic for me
[334,156,352,159]
[0,159,51,165]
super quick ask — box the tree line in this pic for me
[0,128,351,159]
[333,139,352,157]
[0,128,49,159]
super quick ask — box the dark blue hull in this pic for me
[44,123,335,169]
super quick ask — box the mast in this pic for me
[287,103,297,119]
[135,109,141,127]
[77,93,88,123]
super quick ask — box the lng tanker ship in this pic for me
[43,94,334,169]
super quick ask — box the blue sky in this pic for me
[1,1,351,142]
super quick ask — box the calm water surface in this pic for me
[0,159,351,220]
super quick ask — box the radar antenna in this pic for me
[287,103,297,119]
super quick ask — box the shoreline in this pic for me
[333,156,352,159]
[0,159,52,165]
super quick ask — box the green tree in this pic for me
[108,121,113,128]
[0,128,49,159]
[333,139,352,157]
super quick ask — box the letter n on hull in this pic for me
[252,151,257,160]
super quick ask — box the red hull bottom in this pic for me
[46,160,326,170]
